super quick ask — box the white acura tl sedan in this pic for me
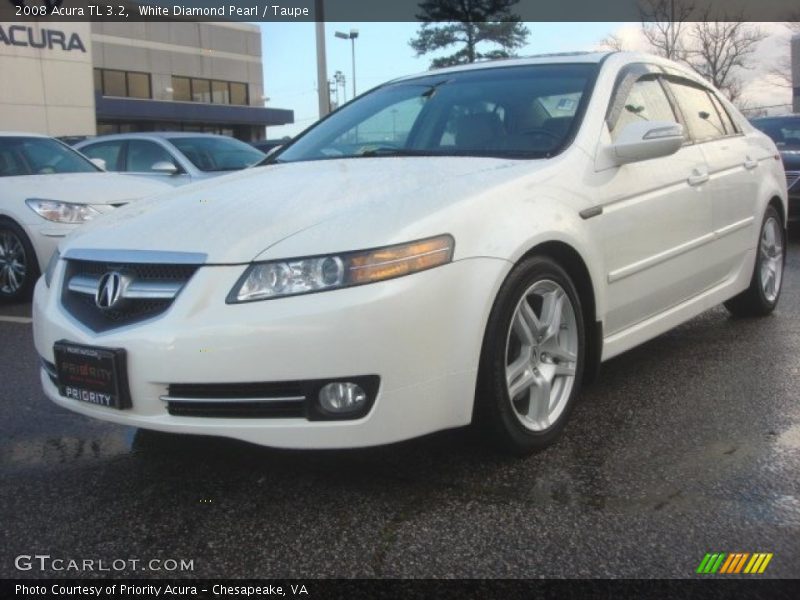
[0,133,170,302]
[33,52,787,455]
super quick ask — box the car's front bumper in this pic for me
[33,257,509,448]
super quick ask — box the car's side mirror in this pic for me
[609,121,684,165]
[151,161,179,175]
[89,158,107,170]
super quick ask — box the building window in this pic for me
[229,82,248,106]
[127,72,151,99]
[191,78,212,103]
[170,76,249,106]
[212,80,230,104]
[172,77,191,102]
[95,68,152,99]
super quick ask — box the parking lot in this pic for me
[1,235,799,579]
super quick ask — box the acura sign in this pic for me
[0,24,86,52]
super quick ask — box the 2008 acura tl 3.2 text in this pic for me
[33,52,787,455]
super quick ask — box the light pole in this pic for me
[314,0,330,117]
[334,28,359,99]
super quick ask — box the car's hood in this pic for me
[2,172,171,204]
[63,156,550,264]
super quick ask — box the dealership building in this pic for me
[0,20,293,140]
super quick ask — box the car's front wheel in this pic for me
[476,256,585,456]
[0,219,39,303]
[724,204,785,317]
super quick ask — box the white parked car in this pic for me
[75,133,266,187]
[0,133,170,302]
[33,53,787,455]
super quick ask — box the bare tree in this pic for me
[768,19,800,88]
[686,16,766,101]
[638,0,694,61]
[598,34,628,52]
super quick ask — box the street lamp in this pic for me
[334,28,359,99]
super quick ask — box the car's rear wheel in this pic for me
[724,205,785,317]
[0,219,39,303]
[476,256,585,456]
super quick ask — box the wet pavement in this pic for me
[2,235,799,579]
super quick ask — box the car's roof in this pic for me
[77,132,230,143]
[390,52,610,83]
[389,51,706,87]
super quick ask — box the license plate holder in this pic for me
[53,340,131,410]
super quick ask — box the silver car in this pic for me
[75,133,265,187]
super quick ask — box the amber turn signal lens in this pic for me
[348,235,454,284]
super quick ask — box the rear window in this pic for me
[168,137,265,172]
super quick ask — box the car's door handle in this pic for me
[743,157,759,170]
[688,168,709,186]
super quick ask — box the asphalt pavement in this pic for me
[1,234,799,579]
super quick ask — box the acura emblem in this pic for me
[95,271,125,310]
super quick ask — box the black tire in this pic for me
[0,219,39,303]
[475,256,585,456]
[724,205,785,318]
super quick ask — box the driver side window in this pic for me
[610,77,677,141]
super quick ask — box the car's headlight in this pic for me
[26,199,101,224]
[44,250,60,288]
[227,234,455,303]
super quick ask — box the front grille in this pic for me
[165,381,307,419]
[786,171,800,192]
[61,260,199,332]
[167,400,306,419]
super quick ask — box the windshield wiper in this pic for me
[355,147,434,158]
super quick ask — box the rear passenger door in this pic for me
[594,70,714,336]
[666,79,758,282]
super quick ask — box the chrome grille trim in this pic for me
[60,259,200,332]
[67,274,183,300]
[159,395,306,404]
[62,248,207,265]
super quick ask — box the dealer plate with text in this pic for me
[54,341,131,410]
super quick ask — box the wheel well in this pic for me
[768,196,785,226]
[521,241,602,384]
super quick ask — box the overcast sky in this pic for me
[259,22,795,139]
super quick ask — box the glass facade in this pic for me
[94,68,152,99]
[171,76,249,106]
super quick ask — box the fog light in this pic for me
[318,382,367,414]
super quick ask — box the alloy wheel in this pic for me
[0,231,27,295]
[504,279,578,432]
[759,216,783,304]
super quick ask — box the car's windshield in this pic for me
[752,118,800,151]
[168,136,265,172]
[277,64,597,163]
[0,136,100,177]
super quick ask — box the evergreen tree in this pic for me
[410,0,530,69]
